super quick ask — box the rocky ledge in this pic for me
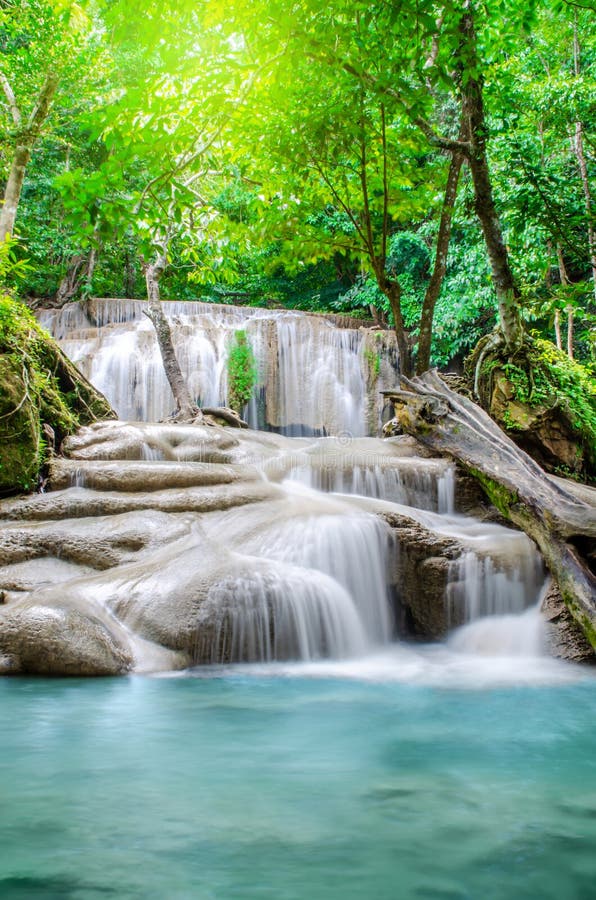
[0,420,591,675]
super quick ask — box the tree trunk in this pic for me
[556,244,574,359]
[0,72,59,242]
[143,257,201,422]
[54,254,86,306]
[567,308,575,360]
[53,242,98,307]
[124,246,137,298]
[554,309,563,352]
[380,277,412,376]
[385,371,596,649]
[416,121,466,374]
[459,7,524,353]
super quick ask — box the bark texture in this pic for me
[143,256,201,422]
[378,276,412,376]
[459,7,524,353]
[385,370,596,651]
[416,119,467,374]
[53,243,99,307]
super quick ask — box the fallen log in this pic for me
[384,370,596,649]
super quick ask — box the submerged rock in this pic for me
[383,514,466,639]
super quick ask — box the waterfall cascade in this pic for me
[39,298,399,436]
[0,304,562,678]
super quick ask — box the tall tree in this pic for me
[0,0,94,242]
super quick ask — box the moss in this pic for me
[564,599,596,651]
[467,336,596,480]
[363,346,381,379]
[227,330,257,413]
[467,466,518,517]
[0,355,42,492]
[0,293,114,496]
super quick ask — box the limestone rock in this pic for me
[541,581,595,664]
[0,480,280,522]
[0,605,132,676]
[49,457,258,492]
[63,420,239,463]
[383,513,466,639]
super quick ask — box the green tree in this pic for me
[0,0,98,243]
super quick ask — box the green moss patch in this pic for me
[0,294,114,495]
[227,330,257,413]
[467,336,596,481]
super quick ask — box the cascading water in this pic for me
[197,566,370,663]
[39,298,399,436]
[203,494,394,653]
[443,521,546,656]
[285,454,456,512]
[19,300,564,676]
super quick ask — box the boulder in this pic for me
[0,605,132,676]
[383,512,466,639]
[0,296,114,496]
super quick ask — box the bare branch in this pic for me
[306,152,369,249]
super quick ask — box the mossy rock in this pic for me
[466,336,596,482]
[0,355,42,492]
[0,294,115,496]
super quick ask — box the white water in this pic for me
[286,457,456,512]
[197,565,370,663]
[39,299,399,435]
[32,300,559,675]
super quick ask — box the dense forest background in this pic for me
[1,0,595,372]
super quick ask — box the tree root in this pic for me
[201,407,249,428]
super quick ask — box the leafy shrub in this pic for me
[227,330,257,412]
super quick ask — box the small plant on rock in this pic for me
[227,330,257,413]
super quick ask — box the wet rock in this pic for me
[0,511,193,571]
[383,513,466,639]
[541,581,595,664]
[0,605,132,676]
[453,470,489,517]
[49,458,259,492]
[0,558,95,592]
[0,481,281,522]
[63,420,239,463]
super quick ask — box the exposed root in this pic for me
[201,407,249,429]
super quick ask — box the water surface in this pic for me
[1,658,596,899]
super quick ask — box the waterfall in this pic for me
[8,302,562,675]
[196,566,370,663]
[198,486,395,661]
[445,524,547,656]
[285,456,456,513]
[234,511,394,646]
[39,298,399,436]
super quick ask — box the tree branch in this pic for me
[26,71,59,137]
[0,72,21,126]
